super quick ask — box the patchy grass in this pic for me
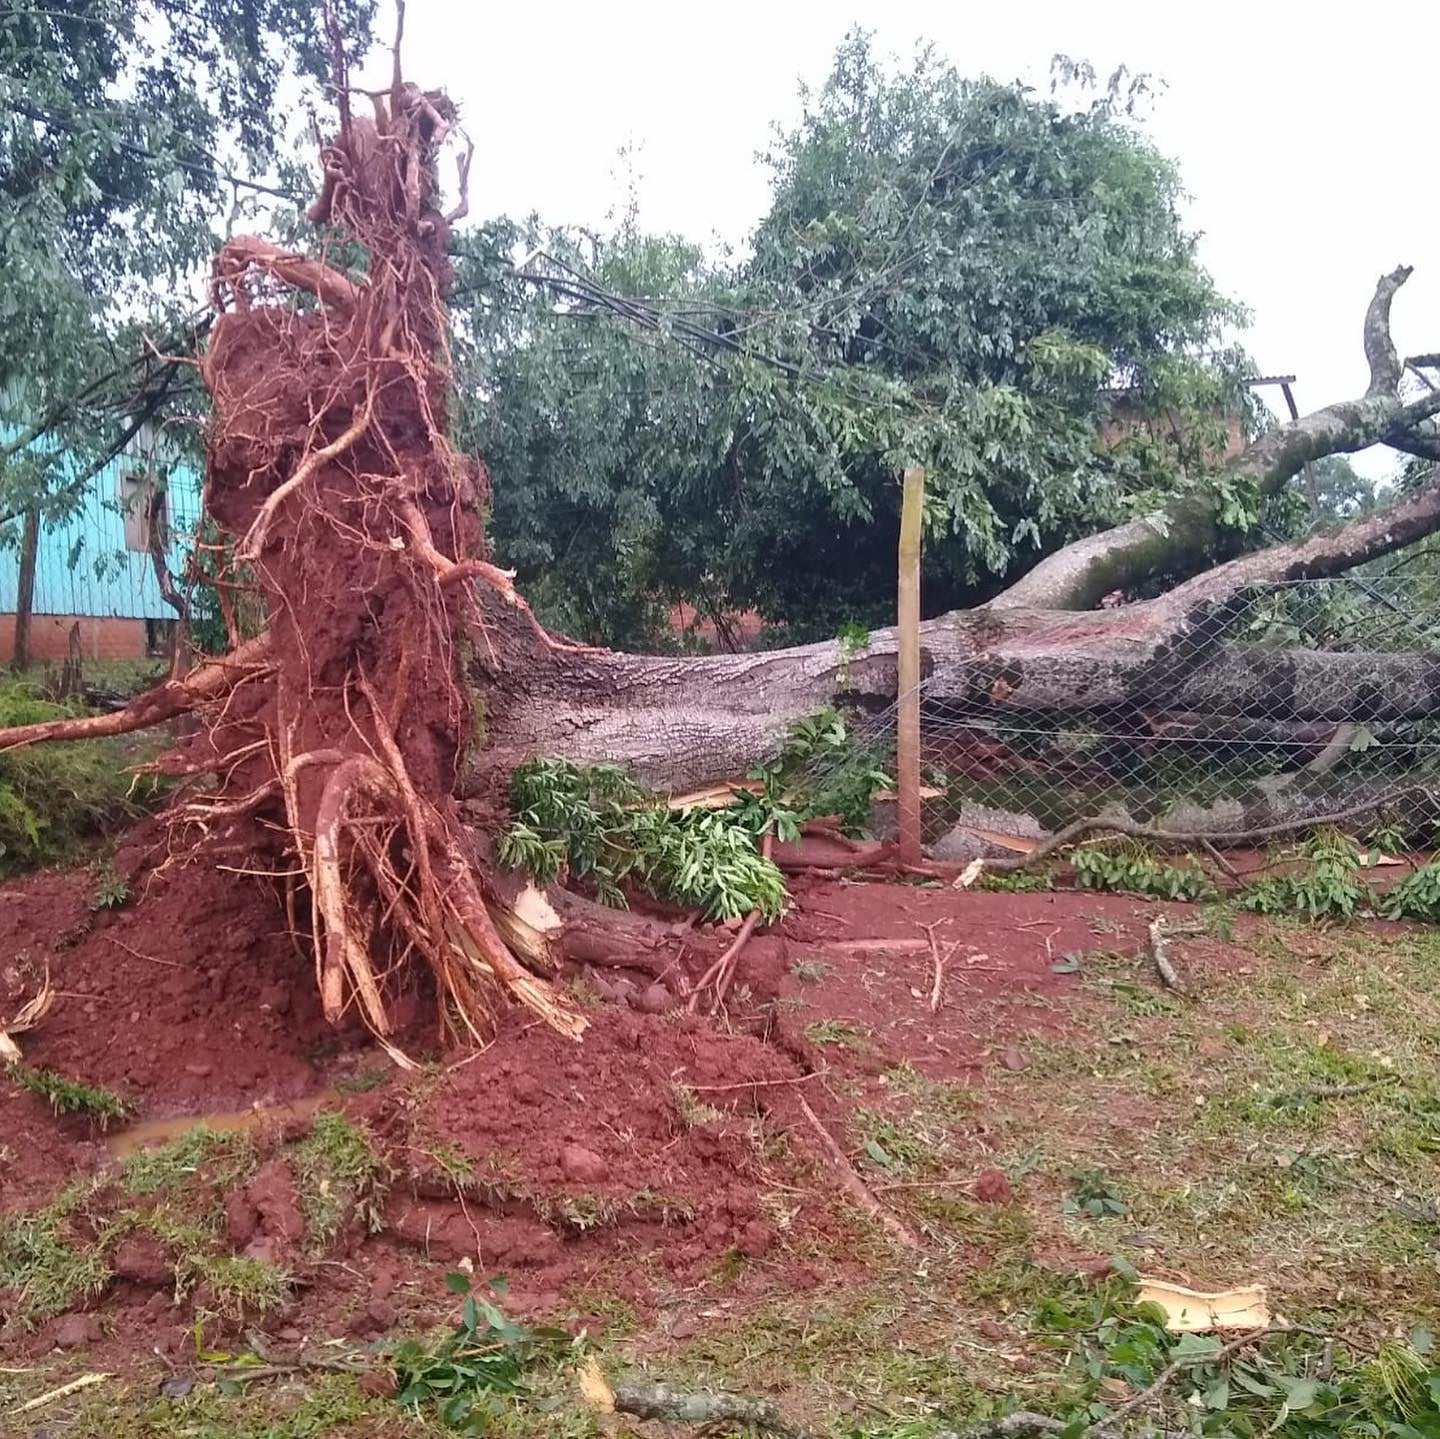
[121,1125,260,1196]
[8,910,1440,1438]
[804,1017,872,1049]
[21,1373,411,1439]
[0,1182,110,1327]
[0,676,167,875]
[8,1063,133,1126]
[292,1110,392,1247]
[670,1081,725,1130]
[182,1253,293,1321]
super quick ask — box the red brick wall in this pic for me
[0,615,149,664]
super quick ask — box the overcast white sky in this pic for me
[365,1,1439,477]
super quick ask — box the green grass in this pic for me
[181,1253,293,1321]
[0,1182,111,1327]
[8,1063,133,1127]
[804,1017,872,1048]
[292,1111,391,1248]
[38,1373,410,1439]
[121,1125,260,1196]
[9,910,1440,1438]
[0,676,167,875]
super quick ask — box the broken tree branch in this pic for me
[797,1095,920,1249]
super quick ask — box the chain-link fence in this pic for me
[809,572,1440,858]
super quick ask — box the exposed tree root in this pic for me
[797,1095,921,1249]
[0,633,271,754]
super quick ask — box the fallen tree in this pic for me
[2,50,1439,1046]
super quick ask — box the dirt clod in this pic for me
[247,1158,304,1245]
[53,1313,101,1350]
[737,1219,775,1257]
[636,982,671,1014]
[974,1166,1013,1204]
[225,1190,260,1247]
[359,1368,398,1399]
[350,1296,399,1335]
[559,1144,608,1184]
[111,1235,172,1288]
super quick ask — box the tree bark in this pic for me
[471,465,1440,790]
[993,267,1440,612]
[11,507,40,673]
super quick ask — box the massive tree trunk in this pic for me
[475,475,1440,789]
[0,64,1438,1049]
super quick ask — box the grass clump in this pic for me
[0,677,166,875]
[121,1126,259,1196]
[0,1183,110,1326]
[182,1253,293,1321]
[804,1018,871,1049]
[8,1063,132,1127]
[292,1111,391,1247]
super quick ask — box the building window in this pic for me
[118,470,168,553]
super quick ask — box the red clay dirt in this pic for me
[0,849,1251,1370]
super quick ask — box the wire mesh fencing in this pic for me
[800,574,1440,859]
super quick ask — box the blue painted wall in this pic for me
[0,428,202,620]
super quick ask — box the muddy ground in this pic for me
[3,840,1439,1437]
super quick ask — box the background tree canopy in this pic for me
[455,33,1254,645]
[0,0,373,520]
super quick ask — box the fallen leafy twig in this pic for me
[985,793,1419,875]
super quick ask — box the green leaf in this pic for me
[445,1271,472,1294]
[1172,1333,1224,1359]
[863,1139,895,1171]
[1277,1376,1321,1411]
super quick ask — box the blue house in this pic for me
[0,425,203,663]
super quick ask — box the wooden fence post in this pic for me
[896,465,925,867]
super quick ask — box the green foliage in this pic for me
[466,35,1249,643]
[1,0,376,529]
[1034,1288,1440,1439]
[1063,1167,1129,1219]
[499,705,892,921]
[87,858,132,910]
[8,1063,132,1127]
[500,757,787,920]
[393,1272,554,1433]
[744,707,892,837]
[977,868,1054,894]
[1239,830,1369,921]
[1072,840,1217,902]
[1383,861,1440,922]
[0,1183,110,1326]
[0,680,165,875]
[292,1112,391,1248]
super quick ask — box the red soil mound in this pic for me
[1,855,1249,1364]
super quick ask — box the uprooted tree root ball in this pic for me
[5,54,601,1058]
[188,58,602,1055]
